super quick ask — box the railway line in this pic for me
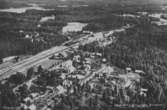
[0,25,130,81]
[0,34,89,81]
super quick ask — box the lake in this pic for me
[0,3,53,14]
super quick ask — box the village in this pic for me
[1,24,157,110]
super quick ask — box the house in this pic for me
[126,67,132,73]
[19,30,24,33]
[61,60,76,73]
[102,58,107,63]
[50,51,68,60]
[84,58,92,64]
[73,55,81,63]
[84,64,91,72]
[30,93,39,99]
[140,88,148,97]
[119,72,141,88]
[21,103,36,110]
[102,66,114,75]
[135,70,145,75]
[56,85,67,94]
[24,97,32,103]
[37,24,41,28]
[25,34,32,39]
[95,53,102,57]
[57,52,68,59]
[28,104,36,110]
[83,31,93,34]
[63,80,72,87]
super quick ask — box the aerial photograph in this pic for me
[0,0,167,110]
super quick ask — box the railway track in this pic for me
[0,34,89,81]
[0,25,130,80]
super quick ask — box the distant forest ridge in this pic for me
[1,0,167,7]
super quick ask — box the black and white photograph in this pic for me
[0,0,167,110]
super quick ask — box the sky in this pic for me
[1,0,167,7]
[58,0,167,4]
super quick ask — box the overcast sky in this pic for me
[1,0,167,6]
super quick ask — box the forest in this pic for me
[0,4,162,61]
[1,3,167,110]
